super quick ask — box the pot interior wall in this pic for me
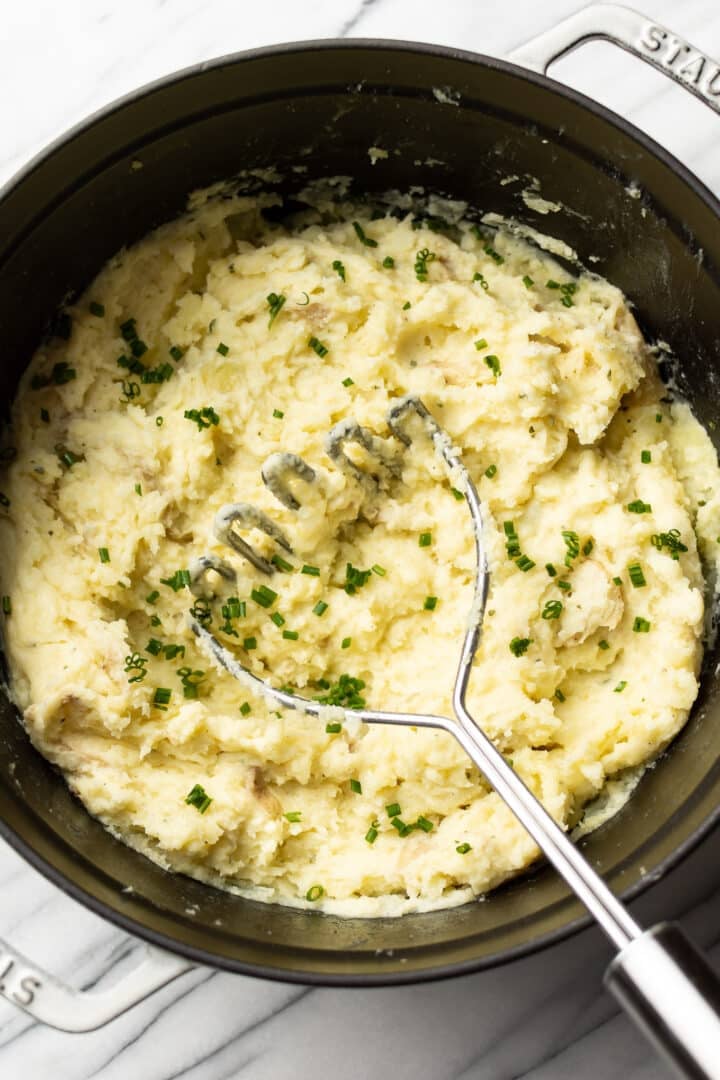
[1,42,720,980]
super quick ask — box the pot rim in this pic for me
[2,34,720,985]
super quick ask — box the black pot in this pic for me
[1,3,720,1027]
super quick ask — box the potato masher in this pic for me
[190,394,720,1080]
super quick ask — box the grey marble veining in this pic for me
[2,1,720,1076]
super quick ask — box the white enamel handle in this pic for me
[509,2,720,117]
[0,936,192,1032]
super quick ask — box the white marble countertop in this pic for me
[2,1,720,1076]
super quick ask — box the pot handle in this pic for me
[509,2,720,118]
[0,934,192,1032]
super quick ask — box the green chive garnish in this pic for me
[599,639,610,650]
[352,221,377,247]
[146,590,160,604]
[485,464,497,478]
[419,531,432,548]
[614,681,627,693]
[301,564,320,576]
[309,336,329,358]
[313,601,328,616]
[271,553,294,572]
[484,244,504,264]
[484,355,501,377]
[216,342,229,356]
[282,630,299,640]
[365,824,379,844]
[542,600,562,620]
[627,499,652,514]
[243,636,257,650]
[424,596,438,611]
[273,408,284,419]
[185,784,212,813]
[285,811,302,823]
[386,803,401,818]
[240,702,251,716]
[325,722,342,734]
[153,687,172,709]
[522,275,534,288]
[341,637,351,649]
[251,584,277,609]
[332,260,346,281]
[456,843,472,854]
[474,338,488,351]
[350,779,362,794]
[633,617,651,633]
[509,637,531,657]
[628,563,646,588]
[371,564,386,577]
[382,256,395,269]
[98,547,110,564]
[641,450,651,464]
[342,376,354,386]
[266,292,286,326]
[1,596,11,616]
[306,885,324,901]
[546,563,557,577]
[89,301,105,317]
[270,611,285,627]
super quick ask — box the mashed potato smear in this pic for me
[2,192,719,915]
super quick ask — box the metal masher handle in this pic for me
[450,702,720,1079]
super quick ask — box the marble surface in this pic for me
[2,0,720,1076]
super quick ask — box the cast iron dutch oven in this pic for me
[1,0,720,1040]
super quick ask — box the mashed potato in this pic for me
[1,191,719,915]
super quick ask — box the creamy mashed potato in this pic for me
[2,191,720,915]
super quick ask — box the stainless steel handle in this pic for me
[509,3,720,118]
[0,935,192,1032]
[607,924,720,1079]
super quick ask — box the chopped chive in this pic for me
[582,539,594,556]
[156,416,164,427]
[456,842,472,854]
[557,580,572,591]
[332,259,346,281]
[342,376,354,386]
[614,681,627,693]
[627,499,652,514]
[266,292,287,327]
[98,547,110,564]
[522,275,534,288]
[562,530,580,567]
[216,342,229,356]
[240,701,251,715]
[613,576,623,586]
[415,815,433,833]
[243,636,257,650]
[309,336,329,358]
[313,601,328,617]
[146,590,160,605]
[391,817,413,837]
[651,529,688,559]
[371,564,386,577]
[1,596,10,616]
[515,554,535,572]
[546,279,560,290]
[271,553,294,572]
[386,802,401,818]
[509,636,532,657]
[382,256,395,268]
[484,354,501,377]
[341,637,351,649]
[273,408,284,419]
[473,271,489,289]
[633,617,651,633]
[484,464,497,479]
[451,488,465,501]
[641,449,652,464]
[160,569,191,592]
[169,345,184,361]
[599,639,610,650]
[352,221,377,247]
[153,687,172,709]
[424,596,438,611]
[474,338,488,351]
[314,673,366,710]
[270,611,285,627]
[542,600,563,620]
[419,531,432,548]
[185,784,212,814]
[184,406,219,430]
[150,615,161,627]
[414,247,436,282]
[89,301,105,317]
[656,413,663,423]
[554,688,566,702]
[350,778,362,794]
[365,824,379,844]
[285,811,302,823]
[325,722,342,734]
[134,483,142,495]
[306,885,325,902]
[546,563,557,577]
[484,244,504,264]
[402,301,411,310]
[251,584,277,609]
[628,562,646,588]
[282,629,299,640]
[301,564,320,576]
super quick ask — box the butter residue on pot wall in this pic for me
[1,190,719,916]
